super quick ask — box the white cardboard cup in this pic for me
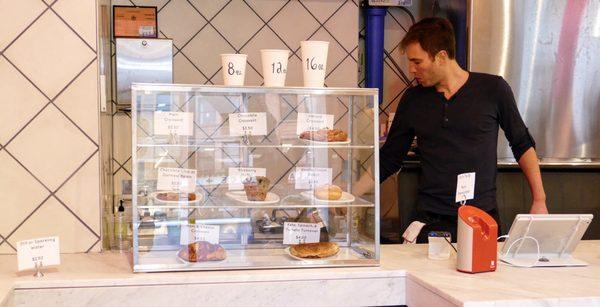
[428,234,452,260]
[300,41,329,87]
[221,54,247,86]
[261,49,290,87]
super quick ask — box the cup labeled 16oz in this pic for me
[300,41,329,87]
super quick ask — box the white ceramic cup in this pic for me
[221,54,247,86]
[428,231,452,260]
[261,49,290,87]
[300,41,329,87]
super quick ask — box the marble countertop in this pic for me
[1,241,599,306]
[399,241,600,305]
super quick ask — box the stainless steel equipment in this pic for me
[116,38,173,110]
[469,0,600,166]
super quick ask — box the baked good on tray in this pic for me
[314,184,343,200]
[178,241,226,262]
[156,192,196,201]
[242,176,270,201]
[299,128,348,142]
[290,242,340,258]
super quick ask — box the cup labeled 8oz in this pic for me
[221,54,247,86]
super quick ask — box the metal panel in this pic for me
[469,0,600,164]
[116,38,173,109]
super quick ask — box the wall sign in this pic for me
[113,6,158,38]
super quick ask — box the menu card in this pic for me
[17,236,60,271]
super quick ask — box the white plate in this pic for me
[176,250,226,263]
[151,191,203,204]
[284,246,340,261]
[300,191,355,204]
[299,137,351,145]
[225,191,280,204]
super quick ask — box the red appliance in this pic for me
[457,205,498,273]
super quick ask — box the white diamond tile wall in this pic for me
[111,0,360,201]
[0,0,101,254]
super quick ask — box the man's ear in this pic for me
[435,50,448,64]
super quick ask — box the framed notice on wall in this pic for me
[113,6,158,38]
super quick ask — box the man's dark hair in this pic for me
[400,17,456,60]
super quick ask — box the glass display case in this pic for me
[131,83,379,272]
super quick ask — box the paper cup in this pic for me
[261,49,290,87]
[428,231,452,260]
[300,41,329,87]
[221,54,247,86]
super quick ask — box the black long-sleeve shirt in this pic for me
[380,72,535,215]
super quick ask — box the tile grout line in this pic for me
[2,142,101,246]
[0,4,51,55]
[1,102,52,150]
[177,0,233,57]
[1,54,51,101]
[299,0,354,55]
[47,5,97,54]
[50,58,101,148]
[2,194,53,246]
[237,0,290,52]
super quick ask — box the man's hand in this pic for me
[529,199,548,214]
[518,148,547,214]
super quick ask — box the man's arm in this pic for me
[518,147,548,214]
[353,91,415,196]
[496,77,547,214]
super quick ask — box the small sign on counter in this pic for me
[283,222,320,244]
[17,236,60,271]
[456,172,476,203]
[229,112,267,136]
[157,167,197,193]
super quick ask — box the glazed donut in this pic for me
[314,184,342,200]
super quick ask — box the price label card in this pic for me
[229,112,267,136]
[227,167,266,190]
[283,222,320,244]
[296,113,334,135]
[180,224,220,245]
[456,172,476,203]
[157,167,197,193]
[153,112,194,136]
[293,167,332,190]
[17,236,60,271]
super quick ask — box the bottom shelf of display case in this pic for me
[133,246,379,272]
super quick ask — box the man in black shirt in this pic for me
[356,18,547,243]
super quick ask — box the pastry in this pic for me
[156,192,196,201]
[299,128,348,142]
[178,241,226,262]
[290,242,340,258]
[242,176,270,201]
[314,184,343,200]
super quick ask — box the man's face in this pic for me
[405,42,443,87]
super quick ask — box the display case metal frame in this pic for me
[131,83,380,272]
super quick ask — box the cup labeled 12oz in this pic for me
[221,54,247,86]
[300,41,329,87]
[261,49,290,87]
